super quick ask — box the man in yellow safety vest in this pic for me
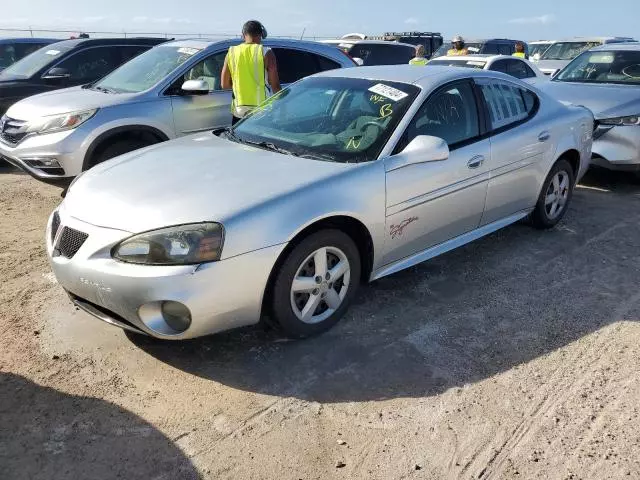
[221,20,281,125]
[513,42,526,58]
[447,35,469,56]
[409,45,428,65]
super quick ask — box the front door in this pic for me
[382,81,491,266]
[169,51,233,135]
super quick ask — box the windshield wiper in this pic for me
[91,85,116,94]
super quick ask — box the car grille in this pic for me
[50,211,61,244]
[0,115,28,146]
[55,226,89,259]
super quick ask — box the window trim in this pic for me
[474,78,540,138]
[391,79,487,155]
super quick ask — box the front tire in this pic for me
[531,159,575,229]
[86,138,151,170]
[270,230,361,338]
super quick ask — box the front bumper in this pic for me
[46,208,286,340]
[0,127,88,183]
[591,124,640,171]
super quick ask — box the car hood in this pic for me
[6,86,140,119]
[534,59,570,73]
[64,133,355,233]
[538,81,640,118]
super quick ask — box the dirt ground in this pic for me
[1,165,639,480]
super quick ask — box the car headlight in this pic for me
[599,115,640,126]
[112,223,224,266]
[26,109,97,135]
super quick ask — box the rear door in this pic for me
[475,78,551,224]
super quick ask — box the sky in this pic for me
[3,0,640,41]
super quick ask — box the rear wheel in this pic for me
[270,230,361,338]
[531,159,575,229]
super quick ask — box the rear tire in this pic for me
[270,230,361,339]
[531,159,575,229]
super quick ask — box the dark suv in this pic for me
[0,37,167,116]
[433,38,528,58]
[0,38,58,72]
[322,40,416,65]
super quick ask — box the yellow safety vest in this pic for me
[447,48,468,56]
[512,52,526,58]
[409,57,428,65]
[227,43,266,114]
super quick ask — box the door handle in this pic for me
[467,155,485,169]
[538,131,551,142]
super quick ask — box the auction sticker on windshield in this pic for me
[368,84,408,102]
[45,50,61,56]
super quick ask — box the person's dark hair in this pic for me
[242,20,267,39]
[515,42,525,52]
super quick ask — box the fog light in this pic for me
[161,301,192,332]
[23,158,61,168]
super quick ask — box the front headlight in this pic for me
[599,115,640,126]
[26,109,98,135]
[112,223,224,266]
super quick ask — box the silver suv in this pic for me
[0,38,355,184]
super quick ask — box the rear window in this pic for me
[348,44,414,66]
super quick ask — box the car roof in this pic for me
[554,36,635,42]
[161,37,352,51]
[0,37,58,44]
[320,39,416,48]
[40,37,167,50]
[430,54,493,60]
[590,42,640,51]
[316,64,515,87]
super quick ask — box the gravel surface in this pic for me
[1,166,639,479]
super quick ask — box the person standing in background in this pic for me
[409,45,428,65]
[221,20,281,125]
[513,42,526,58]
[447,35,468,56]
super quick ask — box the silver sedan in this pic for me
[47,66,594,340]
[539,43,640,176]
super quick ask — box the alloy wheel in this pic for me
[545,170,570,220]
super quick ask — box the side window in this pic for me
[272,48,321,84]
[119,46,149,64]
[482,43,500,55]
[507,59,535,79]
[498,44,513,55]
[316,55,341,72]
[403,82,480,148]
[479,81,537,130]
[56,47,120,81]
[491,59,508,73]
[181,51,227,91]
[348,45,373,65]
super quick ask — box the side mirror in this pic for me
[352,57,364,66]
[43,67,70,80]
[181,79,210,95]
[385,135,449,171]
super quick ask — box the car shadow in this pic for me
[129,168,640,403]
[0,373,199,480]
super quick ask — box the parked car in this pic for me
[46,66,593,340]
[0,37,167,116]
[0,39,355,184]
[532,37,636,76]
[539,43,640,176]
[528,40,554,61]
[0,38,58,72]
[426,54,547,84]
[321,39,416,66]
[432,39,528,59]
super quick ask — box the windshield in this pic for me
[93,45,201,93]
[432,42,483,58]
[231,77,419,163]
[540,41,601,61]
[0,45,70,79]
[529,43,551,58]
[427,58,486,69]
[554,50,640,85]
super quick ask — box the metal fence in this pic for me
[0,27,334,41]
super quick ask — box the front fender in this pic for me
[221,160,388,267]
